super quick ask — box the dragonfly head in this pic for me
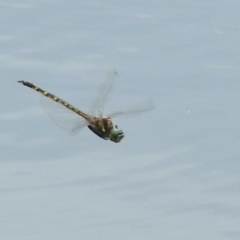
[109,125,124,143]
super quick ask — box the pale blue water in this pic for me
[0,1,240,239]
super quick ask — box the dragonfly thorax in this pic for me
[88,117,124,143]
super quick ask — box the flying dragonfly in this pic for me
[18,70,154,143]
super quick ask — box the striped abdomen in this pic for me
[18,81,91,121]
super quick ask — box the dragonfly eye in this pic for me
[109,129,124,143]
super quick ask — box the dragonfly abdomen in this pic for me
[18,81,91,121]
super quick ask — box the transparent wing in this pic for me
[108,99,155,118]
[40,95,88,132]
[92,68,117,117]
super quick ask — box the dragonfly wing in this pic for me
[108,100,155,118]
[92,68,117,117]
[40,95,88,132]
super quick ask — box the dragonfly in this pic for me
[18,70,154,143]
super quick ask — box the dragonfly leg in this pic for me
[88,125,108,140]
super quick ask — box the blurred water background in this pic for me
[0,1,240,239]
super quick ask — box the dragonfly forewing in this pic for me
[91,68,118,117]
[108,99,155,118]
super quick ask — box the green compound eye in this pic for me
[109,128,124,143]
